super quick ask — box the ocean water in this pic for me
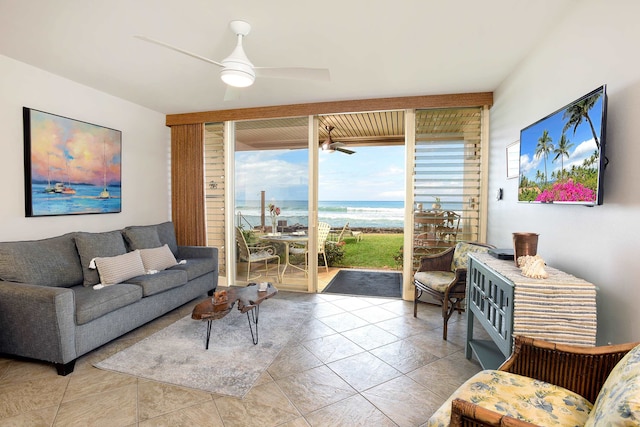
[235,200,404,229]
[30,183,121,216]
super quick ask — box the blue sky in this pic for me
[519,90,604,181]
[235,145,405,201]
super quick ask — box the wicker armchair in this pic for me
[413,241,494,340]
[429,336,640,427]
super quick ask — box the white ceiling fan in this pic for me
[135,20,330,93]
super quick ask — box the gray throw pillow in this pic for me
[0,233,83,287]
[75,230,127,286]
[122,226,162,250]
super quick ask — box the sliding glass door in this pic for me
[233,117,311,291]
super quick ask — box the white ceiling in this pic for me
[0,0,575,115]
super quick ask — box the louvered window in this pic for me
[204,123,226,276]
[412,107,484,267]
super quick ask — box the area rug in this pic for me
[322,269,402,298]
[95,298,311,398]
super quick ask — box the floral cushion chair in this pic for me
[427,336,640,427]
[413,241,493,340]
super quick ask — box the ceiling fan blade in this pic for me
[336,147,355,155]
[134,35,224,68]
[254,67,330,82]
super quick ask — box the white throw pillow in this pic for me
[139,244,178,273]
[94,250,146,286]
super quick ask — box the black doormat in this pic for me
[322,270,402,298]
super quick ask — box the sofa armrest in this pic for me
[176,245,218,261]
[499,336,639,403]
[450,399,539,427]
[0,281,77,364]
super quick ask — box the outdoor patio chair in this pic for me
[289,222,331,274]
[328,222,349,244]
[235,226,281,282]
[413,241,494,340]
[329,222,363,244]
[345,224,363,242]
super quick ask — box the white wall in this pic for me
[488,0,640,344]
[0,55,170,241]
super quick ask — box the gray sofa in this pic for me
[0,221,217,375]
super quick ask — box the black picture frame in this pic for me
[23,107,122,217]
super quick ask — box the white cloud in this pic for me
[236,146,405,201]
[520,153,540,176]
[565,138,598,169]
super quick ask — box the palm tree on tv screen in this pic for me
[535,129,554,185]
[562,92,602,149]
[553,133,574,179]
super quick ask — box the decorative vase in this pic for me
[512,232,539,266]
[271,216,278,234]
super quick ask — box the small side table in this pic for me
[191,283,278,348]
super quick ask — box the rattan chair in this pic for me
[413,241,494,340]
[437,336,640,427]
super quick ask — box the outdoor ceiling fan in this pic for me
[320,126,355,155]
[135,20,330,95]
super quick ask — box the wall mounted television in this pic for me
[518,85,608,205]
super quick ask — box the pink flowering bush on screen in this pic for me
[535,179,596,202]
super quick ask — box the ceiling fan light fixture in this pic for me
[220,37,255,87]
[220,68,255,87]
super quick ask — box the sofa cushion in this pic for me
[122,226,161,250]
[585,343,640,426]
[169,258,214,281]
[75,231,127,286]
[94,251,146,286]
[73,283,143,325]
[0,233,83,287]
[139,244,177,272]
[125,269,188,297]
[427,370,593,427]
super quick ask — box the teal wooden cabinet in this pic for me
[465,253,514,369]
[465,252,597,370]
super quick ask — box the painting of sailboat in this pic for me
[23,108,122,217]
[98,140,110,199]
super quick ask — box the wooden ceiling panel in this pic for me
[207,107,483,151]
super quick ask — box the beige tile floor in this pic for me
[0,274,489,427]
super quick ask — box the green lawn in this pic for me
[333,233,403,269]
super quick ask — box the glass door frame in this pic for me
[224,117,320,292]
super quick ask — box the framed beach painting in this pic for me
[23,107,122,217]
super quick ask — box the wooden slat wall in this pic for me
[412,107,484,266]
[171,123,206,246]
[204,123,226,275]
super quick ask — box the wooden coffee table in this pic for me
[191,283,278,348]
